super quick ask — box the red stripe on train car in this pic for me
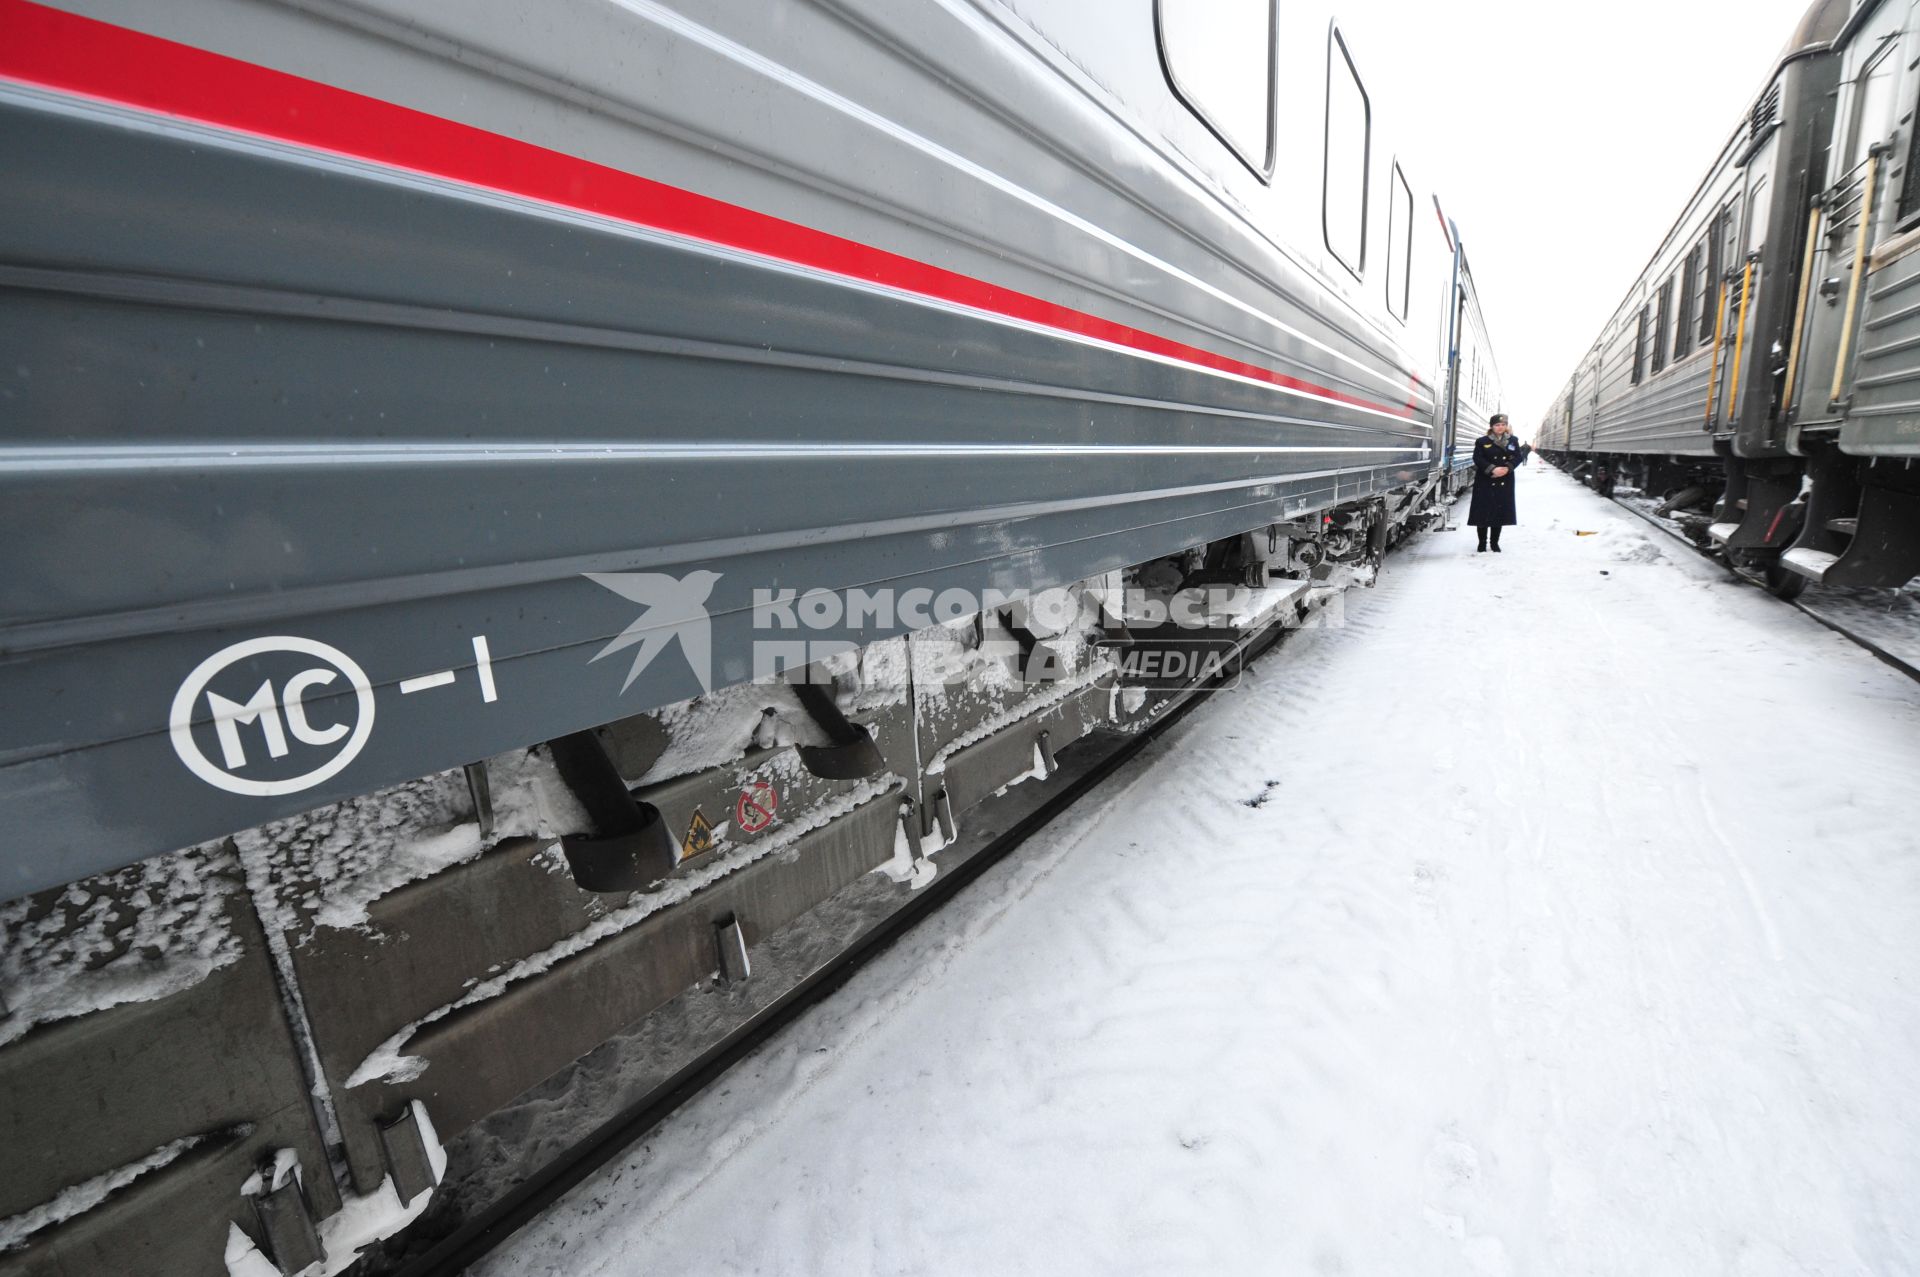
[0,0,1415,420]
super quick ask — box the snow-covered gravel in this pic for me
[482,467,1920,1276]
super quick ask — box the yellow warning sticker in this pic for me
[683,808,716,860]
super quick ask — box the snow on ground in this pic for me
[482,466,1920,1277]
[1612,485,1920,672]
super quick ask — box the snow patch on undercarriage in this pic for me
[923,663,1111,776]
[0,841,245,1047]
[346,778,901,1088]
[231,747,583,945]
[636,683,830,787]
[0,1130,219,1251]
[636,638,911,786]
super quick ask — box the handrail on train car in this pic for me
[1703,278,1733,427]
[1830,146,1885,407]
[1782,197,1824,419]
[1728,255,1761,421]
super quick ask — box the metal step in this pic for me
[1708,522,1741,545]
[1781,547,1840,582]
[1824,517,1859,535]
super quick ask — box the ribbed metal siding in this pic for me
[1842,248,1920,454]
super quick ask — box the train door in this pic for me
[1791,20,1903,436]
[1727,146,1780,447]
[1701,190,1742,436]
[1832,11,1920,458]
[1569,351,1590,451]
[1780,4,1920,591]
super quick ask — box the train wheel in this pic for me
[1763,559,1809,600]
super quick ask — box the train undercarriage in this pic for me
[1542,447,1920,598]
[0,486,1452,1276]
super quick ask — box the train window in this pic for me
[1847,40,1898,170]
[1676,246,1701,359]
[1631,306,1648,385]
[1386,163,1413,318]
[1323,28,1371,277]
[1746,180,1769,253]
[1900,84,1920,221]
[1652,278,1672,374]
[1698,227,1718,343]
[1156,0,1276,177]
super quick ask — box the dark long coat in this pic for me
[1467,433,1530,527]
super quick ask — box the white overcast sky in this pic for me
[1342,0,1819,432]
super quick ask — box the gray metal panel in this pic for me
[282,726,894,1193]
[1842,249,1920,453]
[1791,165,1873,433]
[1587,351,1719,456]
[1791,0,1910,442]
[47,0,1434,423]
[348,791,900,1164]
[5,1138,263,1277]
[0,871,339,1268]
[0,8,1440,899]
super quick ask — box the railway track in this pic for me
[392,587,1308,1277]
[1592,481,1920,684]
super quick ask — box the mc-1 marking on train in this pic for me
[171,633,500,795]
[168,635,376,797]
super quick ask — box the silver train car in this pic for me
[1538,0,1920,596]
[0,1,1503,1270]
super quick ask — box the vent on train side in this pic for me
[1750,85,1781,142]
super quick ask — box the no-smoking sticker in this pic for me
[736,781,779,834]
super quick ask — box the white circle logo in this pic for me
[169,636,375,796]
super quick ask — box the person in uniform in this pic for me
[1469,413,1531,552]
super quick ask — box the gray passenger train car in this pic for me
[1446,247,1506,482]
[1539,0,1920,595]
[0,1,1502,1270]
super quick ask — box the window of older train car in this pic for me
[1155,0,1275,177]
[1632,306,1648,385]
[1386,163,1413,319]
[1847,40,1899,171]
[1324,28,1370,277]
[1653,278,1672,374]
[1676,246,1701,360]
[1698,227,1718,343]
[1719,196,1743,305]
[1901,79,1920,221]
[1746,180,1769,255]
